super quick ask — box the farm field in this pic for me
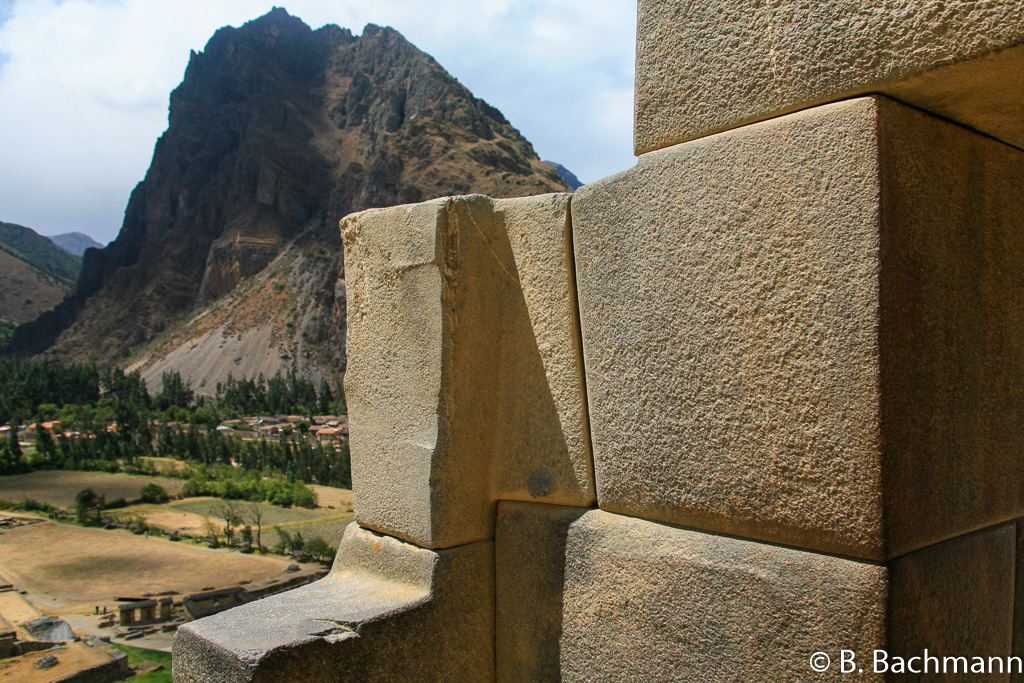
[105,502,215,535]
[272,514,354,549]
[308,484,353,510]
[0,518,311,611]
[171,498,327,525]
[168,497,355,549]
[0,471,184,507]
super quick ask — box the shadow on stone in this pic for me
[495,500,587,681]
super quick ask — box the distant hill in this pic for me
[0,222,78,335]
[13,8,567,394]
[48,232,104,256]
[0,221,82,282]
[0,249,73,328]
[543,161,583,191]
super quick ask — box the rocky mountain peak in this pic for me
[13,9,567,382]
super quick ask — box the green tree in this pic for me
[245,503,267,554]
[9,426,21,459]
[157,371,194,410]
[202,517,221,548]
[140,483,168,504]
[75,487,105,525]
[214,501,241,546]
[34,423,55,464]
[304,536,333,562]
[36,403,60,421]
[275,528,293,553]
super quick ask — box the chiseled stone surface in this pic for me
[635,0,1024,155]
[1015,522,1024,680]
[574,96,1024,561]
[877,102,1024,557]
[575,97,886,560]
[888,523,1016,674]
[495,502,588,682]
[172,523,494,682]
[495,502,887,681]
[342,193,593,550]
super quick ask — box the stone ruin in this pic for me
[118,597,174,626]
[173,1,1024,679]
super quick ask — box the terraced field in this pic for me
[0,469,354,556]
[0,471,185,507]
[171,498,327,525]
[270,514,355,548]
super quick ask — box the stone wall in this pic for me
[173,1,1024,680]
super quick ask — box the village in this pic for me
[2,412,348,445]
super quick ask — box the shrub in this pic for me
[18,498,54,513]
[140,483,169,504]
[304,536,334,562]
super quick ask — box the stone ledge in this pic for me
[172,523,493,682]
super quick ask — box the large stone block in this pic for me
[496,502,887,681]
[634,0,1024,155]
[172,522,494,682]
[888,523,1016,676]
[573,96,1024,560]
[342,193,593,549]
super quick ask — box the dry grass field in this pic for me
[106,502,217,535]
[309,484,353,510]
[171,498,326,524]
[0,471,184,507]
[0,519,305,611]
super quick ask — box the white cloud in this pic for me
[0,0,635,243]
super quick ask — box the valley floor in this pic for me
[0,469,353,663]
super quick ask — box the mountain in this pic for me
[0,221,82,283]
[543,161,583,191]
[0,221,79,338]
[48,232,104,256]
[12,8,567,392]
[0,249,73,329]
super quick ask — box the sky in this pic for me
[0,0,637,245]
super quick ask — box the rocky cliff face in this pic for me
[14,8,566,382]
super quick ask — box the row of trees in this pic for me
[0,359,345,427]
[0,359,101,422]
[215,369,340,417]
[1,422,350,492]
[181,465,319,508]
[155,426,351,489]
[65,488,336,563]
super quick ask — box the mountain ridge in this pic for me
[12,8,568,392]
[0,221,81,283]
[48,232,104,257]
[0,221,79,337]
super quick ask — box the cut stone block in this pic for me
[573,96,1024,560]
[172,522,494,682]
[341,193,593,549]
[635,0,1024,155]
[495,502,887,681]
[888,522,1016,672]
